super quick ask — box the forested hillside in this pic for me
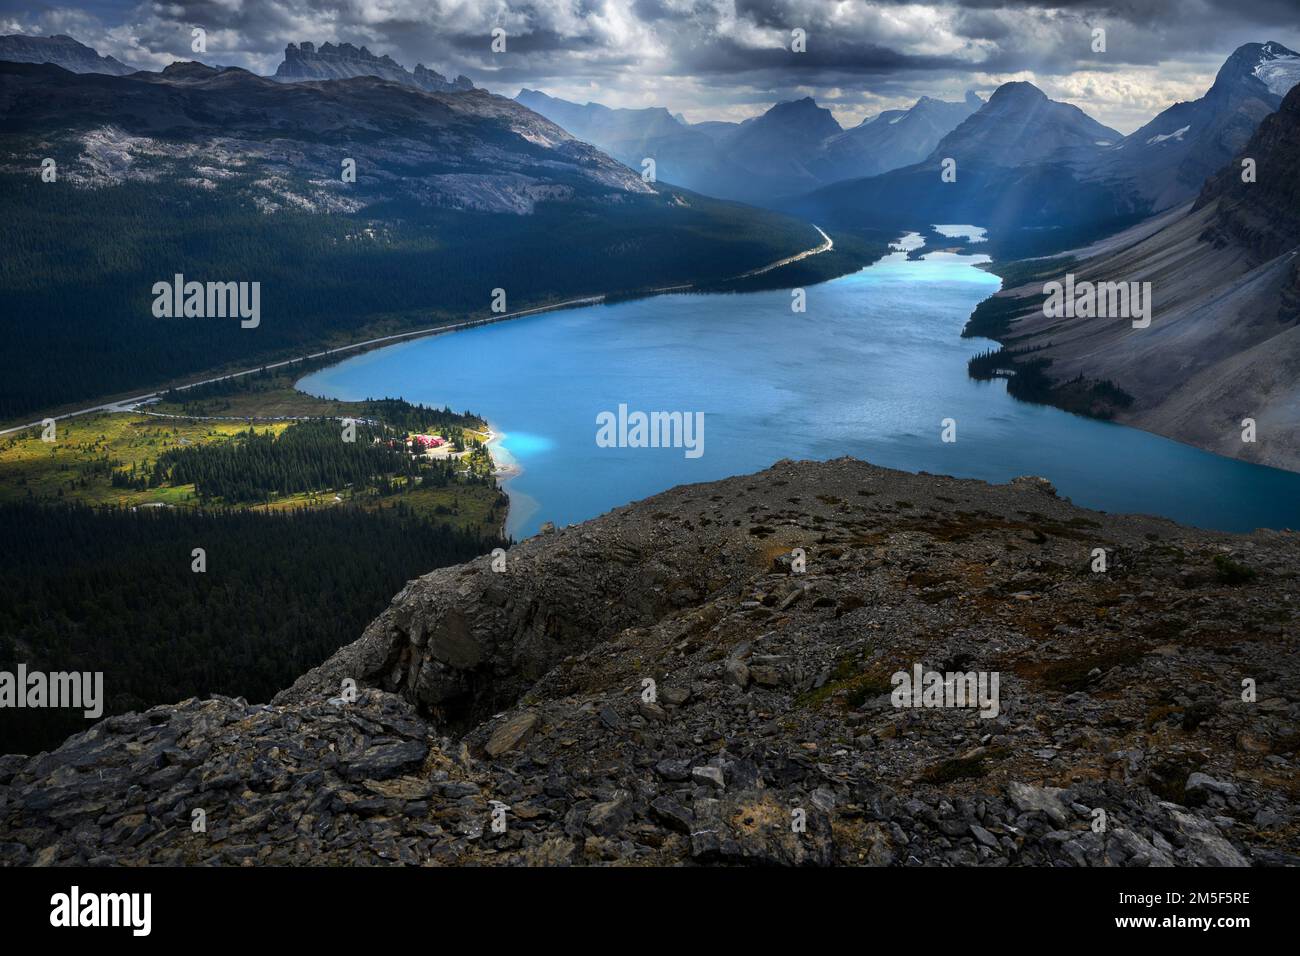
[0,175,831,419]
[0,381,508,756]
[0,502,503,754]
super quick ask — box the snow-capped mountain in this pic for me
[1087,41,1300,212]
[1253,41,1300,96]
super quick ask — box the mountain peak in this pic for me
[1227,40,1299,65]
[929,79,1118,167]
[1213,41,1300,97]
[1260,41,1300,59]
[988,80,1049,104]
[747,96,843,141]
[1246,41,1300,98]
[911,93,983,115]
[774,95,822,111]
[765,96,836,118]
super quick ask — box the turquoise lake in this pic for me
[299,230,1300,539]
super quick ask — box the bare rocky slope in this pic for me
[2,458,1297,866]
[965,83,1300,472]
[0,59,650,214]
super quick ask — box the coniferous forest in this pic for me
[148,421,467,503]
[0,174,833,420]
[0,501,505,754]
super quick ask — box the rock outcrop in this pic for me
[3,459,1297,866]
[274,42,472,93]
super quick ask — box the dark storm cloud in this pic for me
[5,1,1299,130]
[676,36,970,78]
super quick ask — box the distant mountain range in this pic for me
[781,83,1134,251]
[516,88,982,204]
[783,42,1300,256]
[19,30,1292,239]
[810,91,983,182]
[273,41,473,93]
[0,33,133,74]
[514,90,719,189]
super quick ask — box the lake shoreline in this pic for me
[963,257,1300,478]
[298,226,1300,537]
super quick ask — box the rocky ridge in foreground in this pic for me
[2,458,1297,866]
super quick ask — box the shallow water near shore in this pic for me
[300,228,1300,539]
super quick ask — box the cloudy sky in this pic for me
[5,1,1299,132]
